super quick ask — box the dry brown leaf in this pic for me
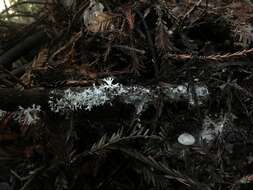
[87,12,114,33]
[32,49,49,70]
[83,1,115,33]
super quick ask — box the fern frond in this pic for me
[137,166,172,190]
[155,17,174,52]
[90,127,155,152]
[155,5,175,53]
[118,148,210,190]
[72,127,159,163]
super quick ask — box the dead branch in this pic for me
[181,0,203,22]
[0,88,49,111]
[0,31,47,68]
[164,48,253,62]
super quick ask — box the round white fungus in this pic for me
[178,133,195,145]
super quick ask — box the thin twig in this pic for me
[3,0,9,15]
[112,45,145,54]
[164,48,253,62]
[2,13,37,19]
[181,0,203,23]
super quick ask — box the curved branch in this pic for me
[0,31,48,68]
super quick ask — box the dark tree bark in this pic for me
[0,88,49,111]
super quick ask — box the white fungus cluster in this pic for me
[122,86,151,114]
[199,113,234,142]
[14,104,41,126]
[178,133,196,146]
[199,116,222,142]
[165,83,209,105]
[49,77,151,114]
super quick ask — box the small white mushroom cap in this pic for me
[178,133,195,145]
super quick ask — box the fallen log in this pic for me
[0,79,209,112]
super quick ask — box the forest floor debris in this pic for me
[0,0,253,189]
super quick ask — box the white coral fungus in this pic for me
[166,83,209,105]
[14,104,41,126]
[49,77,151,114]
[199,113,234,142]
